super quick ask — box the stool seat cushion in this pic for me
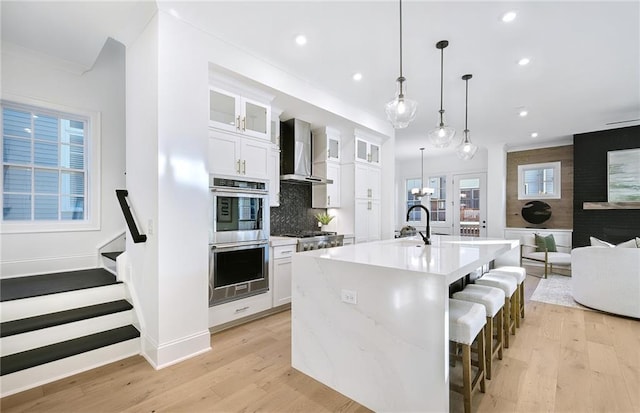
[453,284,505,317]
[449,298,486,346]
[475,274,517,296]
[490,266,526,283]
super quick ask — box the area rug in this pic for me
[530,274,591,310]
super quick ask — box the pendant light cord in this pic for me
[439,47,444,112]
[465,77,469,131]
[399,0,403,78]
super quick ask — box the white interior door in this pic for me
[453,173,487,237]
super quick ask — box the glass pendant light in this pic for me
[411,148,434,198]
[456,74,478,160]
[427,40,456,147]
[385,0,417,129]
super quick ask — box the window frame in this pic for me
[405,178,422,222]
[1,95,101,233]
[517,161,561,200]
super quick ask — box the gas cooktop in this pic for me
[277,231,337,238]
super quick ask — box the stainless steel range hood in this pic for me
[280,118,333,185]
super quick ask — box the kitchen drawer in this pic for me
[273,245,296,260]
[209,291,272,328]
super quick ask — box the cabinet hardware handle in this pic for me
[328,195,331,205]
[236,116,241,130]
[368,201,371,210]
[281,250,293,254]
[241,117,246,131]
[234,306,250,313]
[236,160,241,173]
[242,160,246,174]
[327,149,331,158]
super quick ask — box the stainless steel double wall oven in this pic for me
[209,176,269,306]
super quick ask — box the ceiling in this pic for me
[2,1,639,160]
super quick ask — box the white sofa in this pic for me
[571,246,640,318]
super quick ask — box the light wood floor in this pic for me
[2,273,639,413]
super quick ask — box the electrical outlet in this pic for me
[341,289,357,304]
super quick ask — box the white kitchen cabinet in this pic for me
[209,86,271,140]
[355,137,381,165]
[269,145,280,207]
[209,129,270,180]
[271,244,295,307]
[312,161,340,208]
[209,289,272,328]
[312,127,341,163]
[354,163,381,200]
[355,198,381,243]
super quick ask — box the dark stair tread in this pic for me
[0,325,140,376]
[0,300,133,338]
[101,251,124,261]
[0,268,119,302]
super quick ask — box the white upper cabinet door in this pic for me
[367,165,381,199]
[209,87,241,134]
[209,131,242,176]
[313,127,341,163]
[241,138,271,179]
[241,97,271,140]
[326,162,341,207]
[269,146,280,207]
[355,138,369,163]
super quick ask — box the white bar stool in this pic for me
[449,298,487,413]
[474,273,518,348]
[490,266,526,326]
[453,284,505,380]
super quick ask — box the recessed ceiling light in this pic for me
[519,110,528,117]
[352,73,363,81]
[295,35,307,46]
[502,11,517,23]
[518,57,531,66]
[531,132,538,138]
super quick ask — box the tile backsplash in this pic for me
[270,182,326,235]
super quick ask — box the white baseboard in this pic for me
[141,330,211,370]
[0,254,98,279]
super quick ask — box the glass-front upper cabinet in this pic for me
[209,86,271,140]
[312,127,341,163]
[355,137,381,165]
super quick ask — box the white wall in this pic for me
[125,12,211,368]
[0,38,126,277]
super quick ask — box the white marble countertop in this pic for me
[269,236,298,247]
[291,234,519,412]
[298,234,518,283]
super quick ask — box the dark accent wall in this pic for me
[573,125,640,247]
[270,182,326,235]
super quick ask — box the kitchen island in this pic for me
[291,235,518,412]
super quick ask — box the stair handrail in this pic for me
[115,189,147,243]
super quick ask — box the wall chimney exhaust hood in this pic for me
[280,118,333,185]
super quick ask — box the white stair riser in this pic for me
[1,284,126,322]
[1,310,134,357]
[0,338,140,398]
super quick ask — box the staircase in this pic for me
[0,265,140,397]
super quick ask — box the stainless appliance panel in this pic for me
[209,241,269,306]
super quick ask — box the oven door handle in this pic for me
[211,241,269,251]
[210,187,268,196]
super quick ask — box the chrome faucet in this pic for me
[406,205,431,245]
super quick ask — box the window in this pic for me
[517,161,561,200]
[428,176,446,222]
[406,178,422,221]
[1,98,100,233]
